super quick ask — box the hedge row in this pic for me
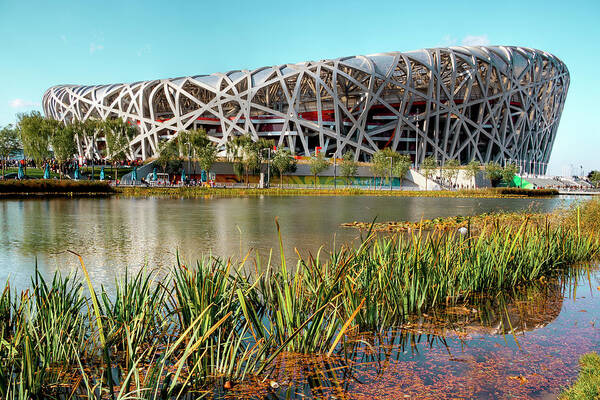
[0,179,115,193]
[494,187,559,196]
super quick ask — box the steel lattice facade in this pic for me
[42,46,569,173]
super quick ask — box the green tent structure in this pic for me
[511,175,534,189]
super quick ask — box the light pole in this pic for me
[90,143,94,180]
[414,115,419,169]
[261,147,271,188]
[333,152,337,190]
[386,156,393,190]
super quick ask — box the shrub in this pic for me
[0,179,114,193]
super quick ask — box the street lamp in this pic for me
[331,152,337,190]
[261,147,271,188]
[414,115,420,169]
[386,157,394,190]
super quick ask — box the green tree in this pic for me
[393,153,412,187]
[226,135,272,186]
[178,128,216,176]
[370,150,391,188]
[196,143,217,178]
[501,163,518,186]
[309,152,329,188]
[227,135,256,186]
[0,124,21,178]
[49,122,76,179]
[588,171,600,188]
[271,148,297,187]
[17,111,51,167]
[442,159,460,187]
[339,151,358,185]
[74,119,102,161]
[464,160,481,188]
[156,140,179,173]
[421,156,437,190]
[104,118,136,181]
[371,149,412,189]
[484,162,503,186]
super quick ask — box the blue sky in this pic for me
[1,0,598,175]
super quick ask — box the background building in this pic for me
[43,45,569,174]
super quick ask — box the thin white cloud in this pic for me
[461,34,490,46]
[89,42,104,54]
[60,34,67,43]
[440,34,491,48]
[137,44,151,57]
[10,99,40,109]
[440,34,457,47]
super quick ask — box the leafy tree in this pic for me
[196,142,218,178]
[442,159,460,187]
[74,119,102,161]
[49,122,76,178]
[104,118,136,181]
[484,162,503,186]
[0,124,21,178]
[421,156,437,190]
[271,148,297,187]
[339,151,358,185]
[501,163,519,186]
[156,140,179,173]
[178,128,217,176]
[588,171,600,188]
[371,149,413,188]
[17,111,51,167]
[227,135,257,186]
[464,160,481,188]
[393,153,412,187]
[309,152,329,188]
[226,135,272,186]
[370,150,391,187]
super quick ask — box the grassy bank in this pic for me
[561,352,600,399]
[0,205,597,398]
[0,179,115,195]
[118,185,559,198]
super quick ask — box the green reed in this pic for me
[0,210,598,398]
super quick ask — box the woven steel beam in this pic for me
[42,46,569,174]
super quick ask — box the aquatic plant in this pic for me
[0,209,597,398]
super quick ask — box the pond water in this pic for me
[223,267,600,399]
[0,195,572,290]
[0,194,596,399]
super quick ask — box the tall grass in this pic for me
[0,211,597,398]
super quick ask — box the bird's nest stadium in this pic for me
[42,46,569,174]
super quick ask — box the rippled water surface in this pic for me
[223,267,600,399]
[0,194,596,399]
[0,195,571,290]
